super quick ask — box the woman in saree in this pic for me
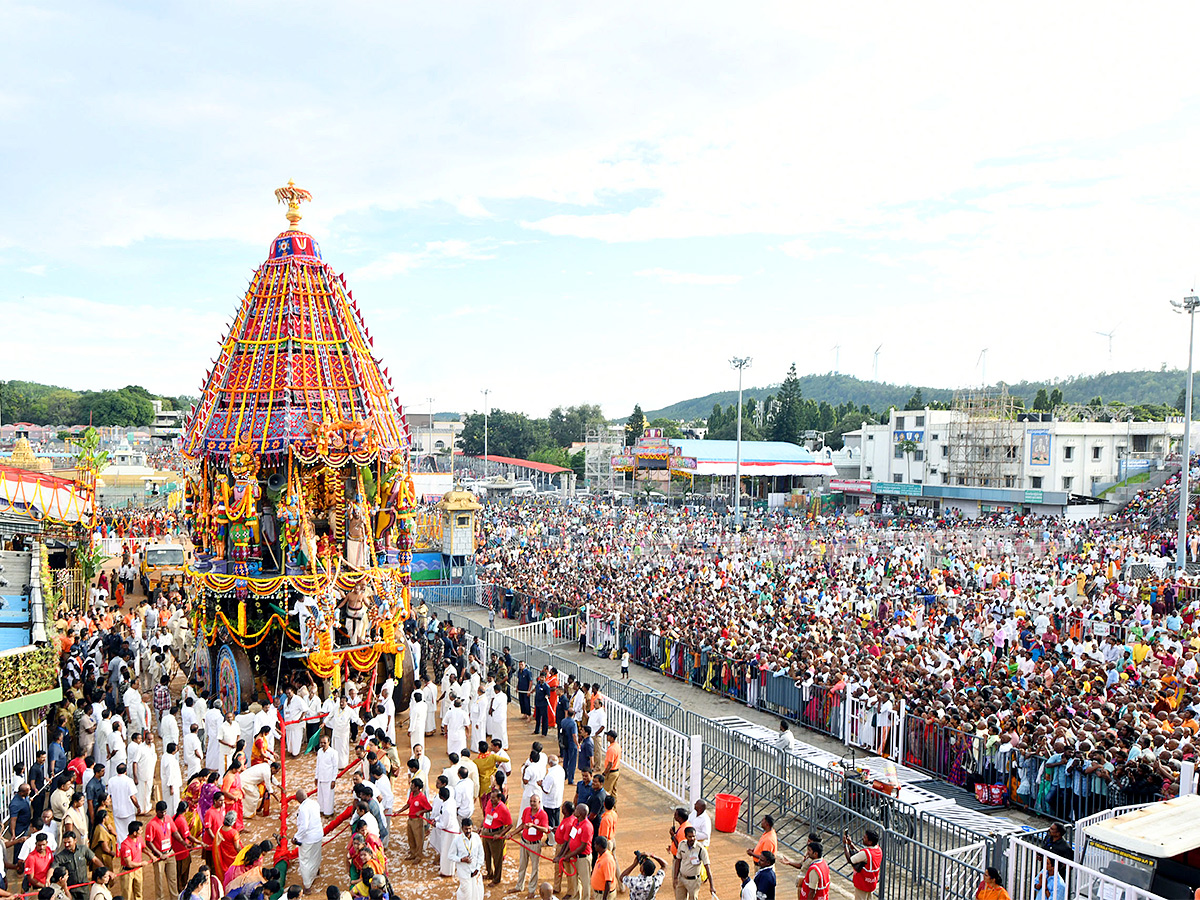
[221,759,246,830]
[212,810,242,883]
[182,773,206,840]
[90,794,117,872]
[198,770,220,822]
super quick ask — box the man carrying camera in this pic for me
[843,829,881,900]
[621,850,668,900]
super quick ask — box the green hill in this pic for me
[1,380,196,427]
[647,369,1191,421]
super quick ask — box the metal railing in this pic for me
[604,697,695,803]
[0,722,46,816]
[487,614,578,655]
[1007,834,1166,900]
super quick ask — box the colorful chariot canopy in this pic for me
[182,183,411,464]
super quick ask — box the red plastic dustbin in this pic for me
[714,793,742,833]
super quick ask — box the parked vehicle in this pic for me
[1080,795,1200,899]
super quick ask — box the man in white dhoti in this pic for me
[240,760,279,818]
[423,678,439,737]
[445,699,469,759]
[328,694,360,768]
[204,700,223,770]
[408,691,428,753]
[159,704,180,750]
[315,735,337,817]
[108,763,139,841]
[284,687,307,757]
[183,723,204,779]
[218,710,239,774]
[160,741,182,818]
[292,789,324,891]
[106,721,126,786]
[133,731,157,812]
[451,817,485,900]
[470,687,487,750]
[488,691,509,750]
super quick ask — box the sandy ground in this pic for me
[224,708,789,899]
[115,702,811,900]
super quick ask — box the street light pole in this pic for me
[1172,295,1199,570]
[481,388,491,482]
[730,356,752,529]
[426,396,435,470]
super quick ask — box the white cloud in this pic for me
[19,264,45,276]
[353,239,499,280]
[635,268,742,286]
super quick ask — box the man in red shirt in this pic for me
[145,801,179,900]
[172,800,200,886]
[552,800,577,898]
[513,792,550,896]
[480,784,513,886]
[22,832,54,889]
[399,778,433,862]
[561,803,594,900]
[118,819,147,900]
[66,756,87,787]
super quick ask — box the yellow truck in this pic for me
[139,542,187,596]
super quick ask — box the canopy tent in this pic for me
[0,465,92,525]
[667,439,836,477]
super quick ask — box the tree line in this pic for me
[0,381,193,427]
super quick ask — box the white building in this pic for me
[849,408,1187,518]
[150,399,184,441]
[407,413,463,457]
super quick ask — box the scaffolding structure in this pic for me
[946,387,1025,489]
[584,427,625,492]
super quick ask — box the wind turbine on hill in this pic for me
[978,348,988,387]
[832,344,841,374]
[873,344,882,381]
[1095,325,1118,368]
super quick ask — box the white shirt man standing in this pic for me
[315,736,338,817]
[450,817,485,900]
[292,789,324,892]
[204,701,223,770]
[107,763,140,841]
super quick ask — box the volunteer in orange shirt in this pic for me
[601,731,622,799]
[598,795,618,858]
[591,835,618,900]
[748,814,777,863]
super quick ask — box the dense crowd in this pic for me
[477,479,1200,813]
[30,569,678,900]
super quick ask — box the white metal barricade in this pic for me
[490,614,577,654]
[603,697,698,803]
[1007,835,1166,900]
[0,722,46,816]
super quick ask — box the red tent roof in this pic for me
[465,453,571,475]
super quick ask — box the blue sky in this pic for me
[3,2,1200,419]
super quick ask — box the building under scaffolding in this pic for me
[946,388,1026,489]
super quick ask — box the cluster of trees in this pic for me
[1,381,193,427]
[459,404,610,476]
[703,364,874,449]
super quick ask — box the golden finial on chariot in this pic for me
[274,180,313,230]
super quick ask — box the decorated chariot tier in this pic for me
[181,183,420,713]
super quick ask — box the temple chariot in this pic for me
[181,183,419,711]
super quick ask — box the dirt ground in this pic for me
[225,708,782,899]
[120,701,827,900]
